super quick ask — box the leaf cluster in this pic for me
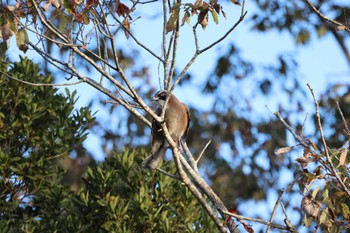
[0,56,94,231]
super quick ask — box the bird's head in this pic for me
[152,90,170,107]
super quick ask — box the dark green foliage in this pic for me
[0,56,93,231]
[70,149,217,233]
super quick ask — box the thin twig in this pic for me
[0,70,83,87]
[336,100,350,137]
[266,189,284,233]
[304,0,350,33]
[280,202,296,232]
[182,142,199,174]
[196,140,212,164]
[171,0,248,91]
[156,167,179,179]
[307,83,350,198]
[222,210,296,232]
[274,112,309,148]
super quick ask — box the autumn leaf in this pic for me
[242,222,254,233]
[198,9,209,29]
[86,0,98,7]
[74,12,83,23]
[1,24,14,41]
[301,196,321,219]
[116,1,130,18]
[212,2,221,14]
[181,11,191,26]
[231,0,241,6]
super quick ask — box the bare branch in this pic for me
[304,0,350,33]
[0,70,83,87]
[266,189,284,233]
[336,100,350,137]
[182,142,199,174]
[223,210,296,232]
[274,112,309,148]
[160,124,230,233]
[196,139,212,164]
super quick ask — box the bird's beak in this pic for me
[152,96,158,102]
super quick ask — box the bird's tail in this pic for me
[142,146,167,170]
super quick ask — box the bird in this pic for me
[142,90,190,169]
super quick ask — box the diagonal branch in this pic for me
[304,0,350,33]
[160,123,229,233]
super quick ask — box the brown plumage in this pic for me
[142,90,190,169]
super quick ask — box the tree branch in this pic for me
[307,83,350,199]
[304,0,350,33]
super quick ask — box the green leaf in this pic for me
[341,203,350,219]
[166,9,180,33]
[319,209,327,225]
[210,10,219,24]
[311,186,321,199]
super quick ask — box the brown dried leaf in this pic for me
[116,1,130,17]
[198,9,209,29]
[181,11,191,26]
[339,147,348,166]
[212,2,221,14]
[231,0,241,6]
[43,2,51,11]
[86,0,98,7]
[51,0,62,8]
[6,2,21,11]
[242,222,254,233]
[303,148,312,158]
[274,146,294,155]
[301,196,321,219]
[1,23,15,41]
[307,139,318,150]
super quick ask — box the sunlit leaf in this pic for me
[166,9,179,33]
[296,29,310,45]
[62,0,75,14]
[210,10,219,25]
[338,147,348,166]
[274,146,294,155]
[341,203,350,219]
[16,28,28,53]
[51,0,61,8]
